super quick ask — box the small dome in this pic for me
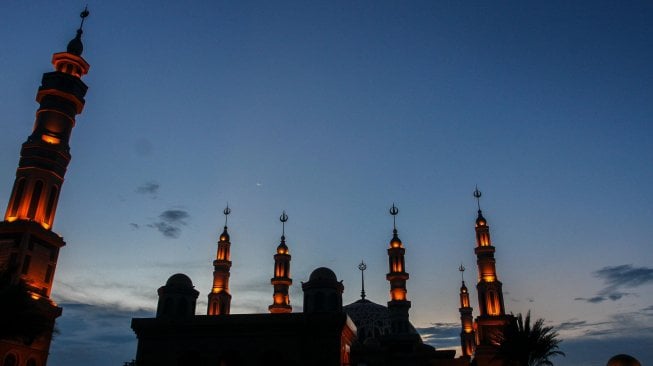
[607,354,641,366]
[309,267,338,282]
[166,273,193,288]
[220,226,230,241]
[67,29,84,56]
[476,210,487,226]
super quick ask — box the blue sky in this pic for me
[1,1,652,365]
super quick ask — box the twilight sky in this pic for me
[1,1,652,365]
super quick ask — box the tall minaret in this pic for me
[458,264,476,358]
[207,206,233,315]
[385,204,412,335]
[472,187,514,363]
[269,211,292,313]
[0,8,90,366]
[473,188,506,318]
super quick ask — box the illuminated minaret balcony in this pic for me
[269,211,292,314]
[207,206,233,315]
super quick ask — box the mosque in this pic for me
[4,10,623,366]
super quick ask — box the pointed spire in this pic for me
[473,186,487,226]
[389,203,402,248]
[220,205,231,241]
[277,210,289,254]
[358,260,367,300]
[67,6,89,56]
[459,263,466,284]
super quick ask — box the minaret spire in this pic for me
[358,260,367,300]
[207,205,233,315]
[458,264,476,358]
[385,204,413,336]
[0,9,91,365]
[269,211,292,313]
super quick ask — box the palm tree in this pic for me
[495,311,565,366]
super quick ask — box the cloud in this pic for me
[415,322,461,349]
[135,181,160,195]
[49,301,149,366]
[595,264,653,292]
[575,264,652,303]
[148,209,190,238]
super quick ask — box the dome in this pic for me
[165,273,193,288]
[344,298,420,341]
[309,267,338,282]
[476,210,487,226]
[344,299,391,341]
[607,354,641,366]
[67,30,84,56]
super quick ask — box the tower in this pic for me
[0,8,90,366]
[458,265,475,358]
[472,187,513,365]
[207,206,233,315]
[385,204,413,336]
[269,211,292,313]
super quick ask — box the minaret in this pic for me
[269,211,292,313]
[458,264,476,358]
[207,206,233,315]
[385,204,412,335]
[0,8,90,366]
[471,187,514,364]
[473,188,506,318]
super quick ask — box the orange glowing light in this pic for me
[41,135,60,144]
[6,216,17,222]
[391,288,406,301]
[41,222,51,229]
[30,293,40,300]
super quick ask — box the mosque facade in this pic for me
[0,12,521,366]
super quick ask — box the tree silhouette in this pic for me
[0,267,53,344]
[495,311,565,366]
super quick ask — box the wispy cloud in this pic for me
[135,181,160,196]
[575,264,653,303]
[148,209,190,238]
[415,322,460,349]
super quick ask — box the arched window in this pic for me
[9,178,25,217]
[3,353,18,366]
[45,186,59,223]
[28,180,44,219]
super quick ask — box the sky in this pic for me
[1,1,652,365]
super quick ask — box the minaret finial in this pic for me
[473,185,482,211]
[358,260,367,299]
[223,204,231,227]
[280,210,288,237]
[389,203,399,230]
[67,6,90,56]
[79,6,90,31]
[459,263,466,282]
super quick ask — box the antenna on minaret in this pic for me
[459,263,466,283]
[79,6,90,31]
[358,260,367,299]
[473,186,482,211]
[389,203,399,230]
[280,210,288,238]
[223,204,231,227]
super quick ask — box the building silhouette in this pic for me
[131,202,513,366]
[0,9,91,366]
